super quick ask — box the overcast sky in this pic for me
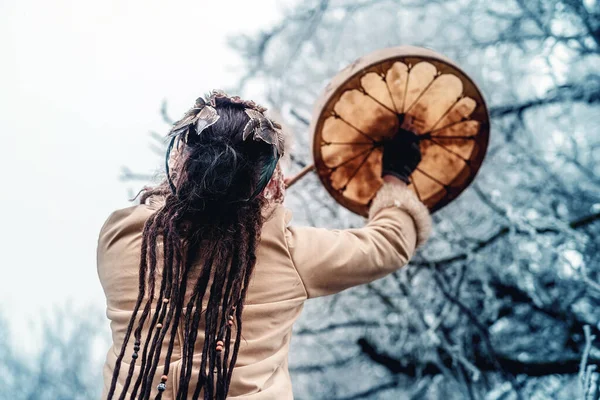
[0,0,284,346]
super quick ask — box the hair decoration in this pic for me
[169,96,220,139]
[165,90,285,199]
[208,89,267,113]
[242,109,285,157]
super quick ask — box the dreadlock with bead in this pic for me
[106,91,285,400]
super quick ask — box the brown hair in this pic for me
[106,97,278,399]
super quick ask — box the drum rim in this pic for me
[309,46,490,216]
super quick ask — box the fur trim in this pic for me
[369,182,432,248]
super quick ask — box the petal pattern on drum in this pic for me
[343,149,383,204]
[432,120,480,138]
[418,140,466,186]
[429,137,476,160]
[403,62,437,113]
[321,116,375,169]
[385,62,409,113]
[410,168,447,207]
[321,142,375,170]
[360,72,396,112]
[431,97,477,131]
[333,89,397,141]
[407,74,463,132]
[329,148,382,204]
[322,115,374,143]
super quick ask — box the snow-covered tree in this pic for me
[230,0,600,398]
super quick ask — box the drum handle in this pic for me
[284,164,315,188]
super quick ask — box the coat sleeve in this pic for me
[284,181,432,298]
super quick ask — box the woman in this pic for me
[97,91,431,400]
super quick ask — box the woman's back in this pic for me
[99,189,427,398]
[99,198,306,399]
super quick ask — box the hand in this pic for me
[381,128,422,184]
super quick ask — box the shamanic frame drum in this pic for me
[292,46,490,216]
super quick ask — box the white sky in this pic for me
[0,0,284,345]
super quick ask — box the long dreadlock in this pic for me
[106,95,280,399]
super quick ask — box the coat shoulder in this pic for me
[97,204,151,255]
[261,204,293,239]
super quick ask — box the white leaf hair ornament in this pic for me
[165,91,284,198]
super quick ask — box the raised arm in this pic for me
[284,126,430,298]
[285,176,431,298]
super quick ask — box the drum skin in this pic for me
[309,46,490,216]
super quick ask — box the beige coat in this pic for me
[97,182,431,399]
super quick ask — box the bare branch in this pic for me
[490,83,600,118]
